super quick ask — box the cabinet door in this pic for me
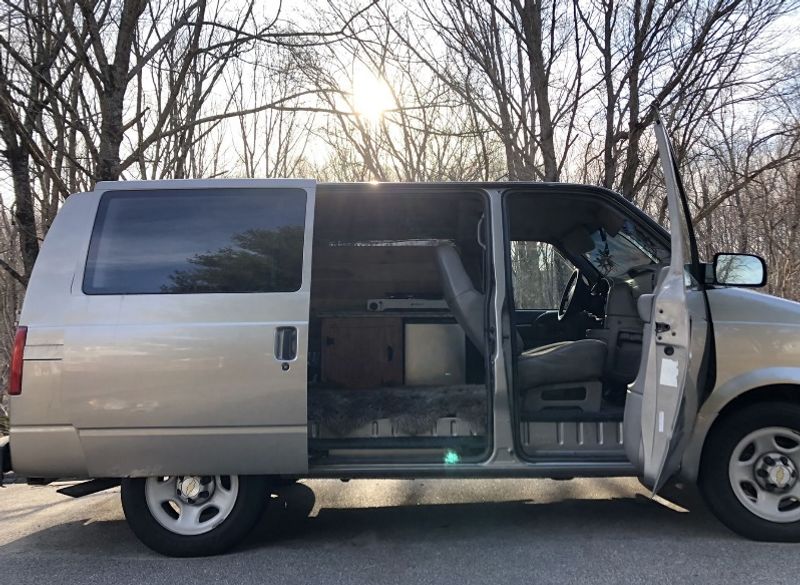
[321,318,403,388]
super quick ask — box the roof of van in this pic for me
[93,178,628,197]
[90,179,649,224]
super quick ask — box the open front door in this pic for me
[625,117,710,493]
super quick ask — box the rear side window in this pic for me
[84,188,307,294]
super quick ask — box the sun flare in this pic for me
[351,71,395,124]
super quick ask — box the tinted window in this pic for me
[84,188,306,294]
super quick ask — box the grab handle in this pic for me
[274,327,297,361]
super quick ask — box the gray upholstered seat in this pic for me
[435,243,607,413]
[517,339,606,389]
[435,244,486,350]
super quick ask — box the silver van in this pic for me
[3,120,800,556]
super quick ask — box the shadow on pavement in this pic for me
[0,480,730,558]
[242,480,730,550]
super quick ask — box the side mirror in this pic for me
[713,253,767,287]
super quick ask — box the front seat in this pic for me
[516,340,607,412]
[435,244,607,413]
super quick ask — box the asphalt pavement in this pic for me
[1,477,799,584]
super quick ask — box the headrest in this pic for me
[435,244,477,298]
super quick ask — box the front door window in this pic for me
[510,241,573,310]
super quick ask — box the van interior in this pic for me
[307,185,669,465]
[307,187,490,464]
[504,190,668,461]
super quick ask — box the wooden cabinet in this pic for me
[320,317,403,388]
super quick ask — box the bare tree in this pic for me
[376,0,589,181]
[582,0,797,200]
[298,4,503,182]
[0,0,74,283]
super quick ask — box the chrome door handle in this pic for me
[275,327,297,361]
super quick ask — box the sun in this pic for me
[351,70,395,124]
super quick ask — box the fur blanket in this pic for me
[308,384,487,437]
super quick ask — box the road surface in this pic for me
[1,477,798,584]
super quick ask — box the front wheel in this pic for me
[121,474,267,556]
[700,402,800,541]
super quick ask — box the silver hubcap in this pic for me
[145,475,239,536]
[729,427,800,523]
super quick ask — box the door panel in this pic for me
[63,180,315,477]
[629,119,708,492]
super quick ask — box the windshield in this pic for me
[583,221,666,277]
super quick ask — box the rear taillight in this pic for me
[9,326,27,396]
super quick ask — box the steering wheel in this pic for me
[558,268,589,321]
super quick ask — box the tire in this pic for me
[699,401,800,542]
[121,474,268,557]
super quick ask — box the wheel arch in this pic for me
[680,368,800,483]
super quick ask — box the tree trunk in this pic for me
[619,0,644,200]
[95,0,147,182]
[520,0,558,181]
[97,90,127,181]
[3,133,38,284]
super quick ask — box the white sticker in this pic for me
[659,358,679,388]
[658,411,665,433]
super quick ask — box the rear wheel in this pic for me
[700,402,800,541]
[121,474,267,556]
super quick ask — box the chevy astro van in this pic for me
[3,120,800,556]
